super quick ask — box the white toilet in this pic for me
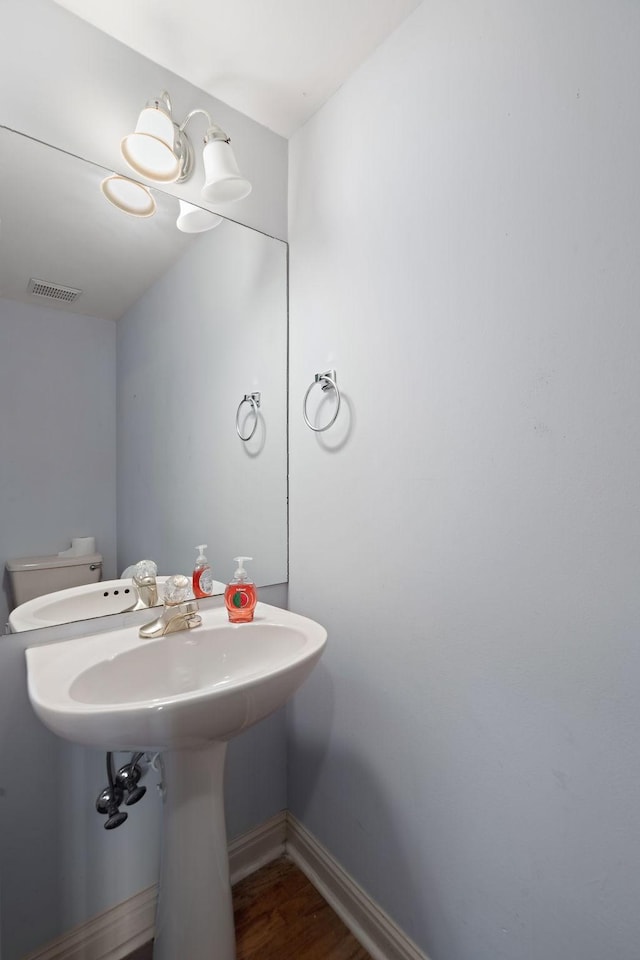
[6,552,103,609]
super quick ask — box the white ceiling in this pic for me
[52,0,422,138]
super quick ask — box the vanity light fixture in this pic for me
[121,91,252,204]
[100,174,156,218]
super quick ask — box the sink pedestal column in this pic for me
[154,741,235,960]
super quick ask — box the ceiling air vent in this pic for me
[28,278,82,304]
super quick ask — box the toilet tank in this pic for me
[6,553,103,609]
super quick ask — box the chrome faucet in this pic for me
[123,560,159,612]
[130,572,159,610]
[139,574,202,639]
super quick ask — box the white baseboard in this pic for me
[21,885,156,960]
[23,810,427,960]
[286,813,428,960]
[228,809,287,884]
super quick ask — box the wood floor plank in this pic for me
[234,858,372,960]
[125,857,372,960]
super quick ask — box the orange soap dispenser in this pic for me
[225,557,257,623]
[192,544,213,599]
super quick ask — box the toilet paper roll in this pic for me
[58,536,96,557]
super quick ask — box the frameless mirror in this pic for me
[0,125,288,635]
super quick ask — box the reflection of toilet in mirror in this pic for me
[6,551,103,608]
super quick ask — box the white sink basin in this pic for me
[26,600,327,960]
[10,576,228,632]
[26,602,327,751]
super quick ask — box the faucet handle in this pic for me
[164,574,194,605]
[138,575,199,638]
[134,559,158,582]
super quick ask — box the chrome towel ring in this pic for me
[303,370,341,432]
[236,392,261,441]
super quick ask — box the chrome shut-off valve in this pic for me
[116,757,147,805]
[96,752,147,829]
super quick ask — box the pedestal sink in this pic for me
[26,602,327,960]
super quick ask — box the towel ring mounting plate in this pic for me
[236,392,261,441]
[303,370,341,432]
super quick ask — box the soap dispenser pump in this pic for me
[225,557,257,623]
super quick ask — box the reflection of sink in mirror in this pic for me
[9,576,224,632]
[8,577,168,632]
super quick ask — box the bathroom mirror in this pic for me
[0,125,288,633]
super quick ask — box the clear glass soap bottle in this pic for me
[192,544,213,599]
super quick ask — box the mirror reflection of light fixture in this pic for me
[176,200,223,234]
[100,174,156,218]
[120,91,251,204]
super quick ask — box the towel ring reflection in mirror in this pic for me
[236,392,261,441]
[303,370,341,432]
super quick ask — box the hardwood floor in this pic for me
[125,857,372,960]
[126,944,153,960]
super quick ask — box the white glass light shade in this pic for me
[100,175,156,218]
[121,106,180,183]
[176,200,223,234]
[200,140,252,203]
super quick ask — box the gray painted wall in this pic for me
[0,628,162,957]
[0,298,117,957]
[0,298,117,627]
[2,0,288,242]
[287,2,640,958]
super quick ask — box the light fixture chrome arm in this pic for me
[179,110,231,145]
[179,107,212,132]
